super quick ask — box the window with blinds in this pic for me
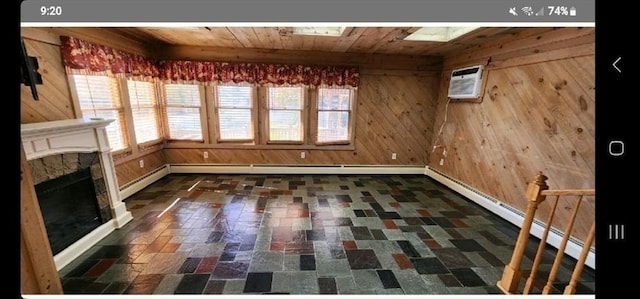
[317,88,353,144]
[72,74,128,151]
[127,80,161,144]
[267,87,305,143]
[164,84,203,140]
[216,86,254,141]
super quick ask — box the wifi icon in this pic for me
[521,6,534,16]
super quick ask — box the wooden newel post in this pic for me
[497,172,549,294]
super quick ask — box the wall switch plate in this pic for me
[391,153,397,160]
[203,151,208,159]
[139,159,144,168]
[301,151,306,159]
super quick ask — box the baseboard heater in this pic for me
[424,166,595,270]
[119,165,170,200]
[169,164,426,175]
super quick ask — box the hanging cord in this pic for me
[431,98,451,155]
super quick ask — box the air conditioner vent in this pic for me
[448,65,484,99]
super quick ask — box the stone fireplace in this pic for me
[21,118,133,270]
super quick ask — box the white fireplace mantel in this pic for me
[21,118,133,270]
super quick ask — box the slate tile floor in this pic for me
[59,174,596,294]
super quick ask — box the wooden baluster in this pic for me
[497,173,548,294]
[542,195,584,294]
[564,222,595,294]
[523,195,560,294]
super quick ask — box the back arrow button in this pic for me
[613,57,622,73]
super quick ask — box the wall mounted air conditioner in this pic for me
[448,65,484,99]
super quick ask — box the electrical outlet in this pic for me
[203,151,208,159]
[391,152,397,160]
[139,159,144,168]
[301,151,306,159]
[439,158,445,166]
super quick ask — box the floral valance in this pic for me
[158,60,359,87]
[60,36,159,78]
[60,36,359,88]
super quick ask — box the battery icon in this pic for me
[569,7,577,16]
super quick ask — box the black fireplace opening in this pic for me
[34,167,103,255]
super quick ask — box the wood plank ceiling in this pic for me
[109,27,526,56]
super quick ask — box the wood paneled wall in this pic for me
[166,73,440,165]
[428,28,595,242]
[115,150,166,186]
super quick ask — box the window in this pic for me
[215,86,254,141]
[164,84,203,140]
[267,87,305,143]
[127,80,160,144]
[316,88,353,144]
[71,75,128,151]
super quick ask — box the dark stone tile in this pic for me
[451,239,486,252]
[101,281,130,294]
[346,249,382,269]
[370,229,387,240]
[399,226,426,233]
[81,281,110,294]
[478,251,504,267]
[340,185,350,190]
[432,248,475,268]
[293,196,303,203]
[244,272,273,293]
[440,211,467,218]
[445,228,465,239]
[363,209,378,217]
[318,277,338,294]
[416,231,433,240]
[450,268,487,287]
[300,255,316,270]
[219,251,237,262]
[424,189,444,196]
[432,217,456,228]
[211,261,249,279]
[203,280,226,294]
[178,257,202,274]
[404,217,424,225]
[410,258,450,275]
[351,226,373,240]
[318,197,329,207]
[420,217,437,225]
[438,274,462,287]
[369,203,384,211]
[306,229,325,241]
[336,194,352,202]
[65,259,100,277]
[354,210,366,217]
[62,277,96,293]
[174,274,209,294]
[125,274,164,294]
[478,230,507,246]
[84,259,117,278]
[485,285,503,294]
[377,212,402,219]
[376,269,401,289]
[392,195,418,202]
[397,240,420,258]
[354,181,364,187]
[361,191,372,196]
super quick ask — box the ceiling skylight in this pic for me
[404,27,479,42]
[292,27,346,37]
